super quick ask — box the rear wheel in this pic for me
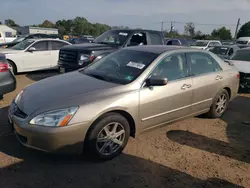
[7,60,17,75]
[207,89,229,118]
[85,113,130,160]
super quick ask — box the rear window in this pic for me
[231,49,250,61]
[149,33,163,45]
[209,46,229,55]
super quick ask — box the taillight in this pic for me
[237,73,240,79]
[89,54,95,62]
[0,62,9,72]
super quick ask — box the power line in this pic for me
[161,20,237,27]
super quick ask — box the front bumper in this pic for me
[9,104,91,154]
[58,60,92,73]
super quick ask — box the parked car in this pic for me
[9,46,239,160]
[0,38,71,74]
[58,29,165,73]
[221,40,236,45]
[191,40,222,50]
[0,33,60,49]
[236,37,250,45]
[228,47,250,90]
[0,53,16,99]
[208,45,240,59]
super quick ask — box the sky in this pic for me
[1,0,250,35]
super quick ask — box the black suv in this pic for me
[58,29,165,73]
[0,54,16,100]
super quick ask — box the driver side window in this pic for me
[31,41,48,51]
[151,53,188,82]
[127,32,147,46]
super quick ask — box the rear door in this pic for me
[49,40,69,68]
[187,52,224,113]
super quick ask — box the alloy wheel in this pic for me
[215,93,228,114]
[96,122,125,156]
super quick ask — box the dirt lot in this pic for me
[0,70,250,188]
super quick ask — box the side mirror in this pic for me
[27,47,36,52]
[146,76,168,86]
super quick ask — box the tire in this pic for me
[7,60,17,75]
[207,89,229,118]
[85,112,130,160]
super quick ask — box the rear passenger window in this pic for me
[149,33,162,45]
[51,41,68,50]
[188,52,222,76]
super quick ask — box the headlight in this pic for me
[79,54,90,65]
[29,107,78,127]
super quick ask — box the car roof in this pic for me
[124,45,201,54]
[213,45,238,48]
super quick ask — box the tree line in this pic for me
[3,17,250,40]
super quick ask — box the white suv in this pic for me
[192,40,222,50]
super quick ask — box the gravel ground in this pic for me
[0,70,250,188]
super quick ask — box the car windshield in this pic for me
[193,41,209,47]
[11,40,35,50]
[93,30,132,46]
[82,49,158,84]
[209,46,229,55]
[230,49,250,62]
[12,36,26,43]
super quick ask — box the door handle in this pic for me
[181,84,192,90]
[215,75,223,80]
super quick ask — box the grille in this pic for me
[59,50,77,62]
[11,103,28,119]
[239,72,250,83]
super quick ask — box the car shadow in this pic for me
[25,69,59,81]
[0,107,242,188]
[167,95,250,164]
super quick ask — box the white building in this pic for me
[0,25,17,43]
[17,26,58,35]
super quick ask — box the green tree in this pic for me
[211,27,232,40]
[39,20,55,28]
[184,22,195,37]
[237,21,250,38]
[6,19,19,27]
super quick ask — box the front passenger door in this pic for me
[24,41,51,71]
[139,53,193,130]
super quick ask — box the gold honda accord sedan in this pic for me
[9,45,239,160]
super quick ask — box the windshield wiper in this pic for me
[86,73,110,82]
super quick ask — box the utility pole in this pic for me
[170,21,174,33]
[234,18,240,39]
[161,22,164,31]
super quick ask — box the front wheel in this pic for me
[207,89,229,118]
[85,113,130,160]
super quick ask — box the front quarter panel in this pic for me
[69,89,140,132]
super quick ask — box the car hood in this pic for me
[61,42,119,52]
[17,71,121,115]
[229,60,250,73]
[0,48,21,54]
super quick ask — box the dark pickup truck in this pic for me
[58,29,165,73]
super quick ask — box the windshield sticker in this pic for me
[119,32,128,36]
[127,61,145,69]
[221,48,228,50]
[125,75,134,81]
